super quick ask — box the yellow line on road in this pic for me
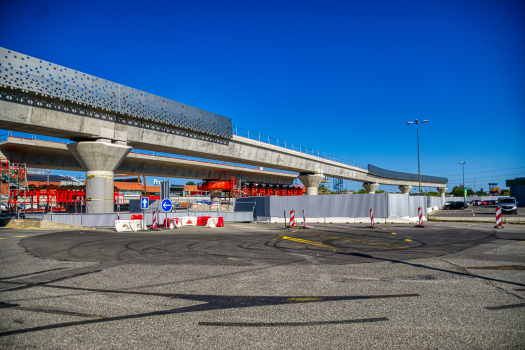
[281,236,340,250]
[296,231,408,248]
[14,236,26,238]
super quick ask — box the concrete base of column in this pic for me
[363,183,379,194]
[398,185,413,194]
[68,140,131,214]
[210,190,222,203]
[298,174,324,195]
[437,187,448,198]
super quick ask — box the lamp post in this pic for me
[473,177,476,195]
[407,119,428,193]
[460,162,466,201]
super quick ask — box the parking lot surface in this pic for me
[431,204,525,220]
[1,222,525,349]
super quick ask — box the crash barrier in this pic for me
[163,218,181,229]
[181,217,197,226]
[25,211,252,227]
[115,220,141,232]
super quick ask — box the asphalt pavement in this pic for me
[1,222,524,349]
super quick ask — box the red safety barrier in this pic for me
[131,214,143,221]
[197,216,212,226]
[290,210,296,227]
[495,207,502,228]
[152,211,158,229]
[216,217,224,227]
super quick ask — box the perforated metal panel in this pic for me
[0,47,232,139]
[368,164,447,184]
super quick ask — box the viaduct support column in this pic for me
[298,174,324,195]
[68,139,131,214]
[210,190,222,205]
[436,187,448,199]
[398,185,412,194]
[362,182,379,194]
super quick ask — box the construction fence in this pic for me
[235,194,428,221]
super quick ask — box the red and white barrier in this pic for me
[152,211,158,229]
[303,210,306,228]
[290,210,296,227]
[370,209,374,227]
[418,207,423,226]
[495,207,502,227]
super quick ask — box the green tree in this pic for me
[426,191,440,197]
[450,185,474,197]
[186,181,196,185]
[355,189,368,194]
[501,189,510,196]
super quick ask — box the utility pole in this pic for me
[407,119,428,193]
[460,162,467,201]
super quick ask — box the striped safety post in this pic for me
[494,207,503,228]
[290,210,296,227]
[418,207,423,226]
[370,209,374,227]
[303,210,306,229]
[152,211,158,229]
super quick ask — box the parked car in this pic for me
[482,200,489,205]
[473,200,482,206]
[444,201,466,210]
[489,200,497,205]
[498,197,518,214]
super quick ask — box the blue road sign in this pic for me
[161,199,173,212]
[140,197,149,210]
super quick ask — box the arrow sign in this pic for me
[161,199,173,212]
[140,197,149,210]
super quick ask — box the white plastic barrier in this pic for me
[115,220,140,232]
[181,216,197,226]
[169,218,182,229]
[205,217,219,228]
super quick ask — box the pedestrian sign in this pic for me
[140,197,149,210]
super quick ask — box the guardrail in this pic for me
[232,126,368,170]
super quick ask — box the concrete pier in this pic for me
[398,185,413,194]
[298,174,324,195]
[210,190,222,204]
[362,182,379,194]
[68,139,131,214]
[437,187,448,198]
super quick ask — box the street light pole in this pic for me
[407,119,428,193]
[473,177,476,195]
[460,161,467,201]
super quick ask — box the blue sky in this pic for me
[1,0,524,192]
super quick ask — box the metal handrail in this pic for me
[232,126,368,170]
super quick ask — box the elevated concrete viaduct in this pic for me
[0,46,447,212]
[0,137,297,184]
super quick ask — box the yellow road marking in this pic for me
[296,231,408,248]
[391,232,397,234]
[269,233,287,242]
[0,237,5,239]
[404,239,412,242]
[282,236,339,250]
[14,235,26,238]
